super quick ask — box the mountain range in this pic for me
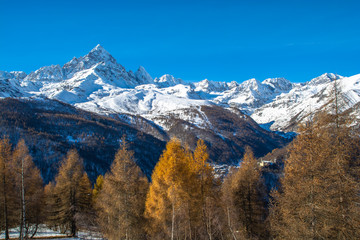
[1,44,359,181]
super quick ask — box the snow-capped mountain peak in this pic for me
[10,71,27,80]
[154,74,185,87]
[24,65,64,82]
[62,44,126,80]
[251,73,360,132]
[308,73,343,86]
[240,78,259,89]
[0,71,27,81]
[262,77,293,91]
[135,66,154,85]
[91,44,106,53]
[86,44,116,64]
[194,79,234,93]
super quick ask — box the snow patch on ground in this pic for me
[0,225,103,239]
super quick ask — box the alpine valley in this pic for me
[1,44,359,182]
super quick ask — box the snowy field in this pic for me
[0,225,103,239]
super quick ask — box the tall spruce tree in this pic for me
[96,139,148,240]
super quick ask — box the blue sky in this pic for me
[1,0,359,83]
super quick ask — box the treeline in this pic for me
[1,111,360,239]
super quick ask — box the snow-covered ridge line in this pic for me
[251,73,360,132]
[1,44,359,132]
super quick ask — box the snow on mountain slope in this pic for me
[339,74,360,105]
[0,70,27,81]
[24,64,64,83]
[251,73,360,132]
[22,44,154,90]
[0,45,295,118]
[211,77,294,113]
[75,84,211,123]
[134,66,154,85]
[1,44,359,135]
[0,70,31,97]
[194,79,237,93]
[154,74,185,87]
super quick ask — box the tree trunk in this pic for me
[71,189,77,237]
[227,207,237,240]
[30,223,39,239]
[247,187,252,238]
[2,170,9,240]
[204,199,212,240]
[20,155,26,240]
[171,201,175,240]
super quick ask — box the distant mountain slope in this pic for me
[149,105,290,164]
[0,98,165,183]
[0,98,290,182]
[251,73,360,132]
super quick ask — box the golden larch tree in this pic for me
[49,149,91,237]
[0,138,15,240]
[270,111,360,239]
[222,147,268,239]
[11,139,44,239]
[146,138,221,239]
[145,138,193,240]
[92,175,104,203]
[190,139,222,239]
[96,139,148,240]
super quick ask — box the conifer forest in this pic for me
[1,92,360,240]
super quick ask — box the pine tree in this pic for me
[96,139,148,240]
[222,147,268,239]
[0,138,14,240]
[270,111,360,239]
[11,139,44,239]
[50,149,91,237]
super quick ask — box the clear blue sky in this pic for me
[1,0,359,83]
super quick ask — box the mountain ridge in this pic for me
[2,44,359,182]
[1,44,359,133]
